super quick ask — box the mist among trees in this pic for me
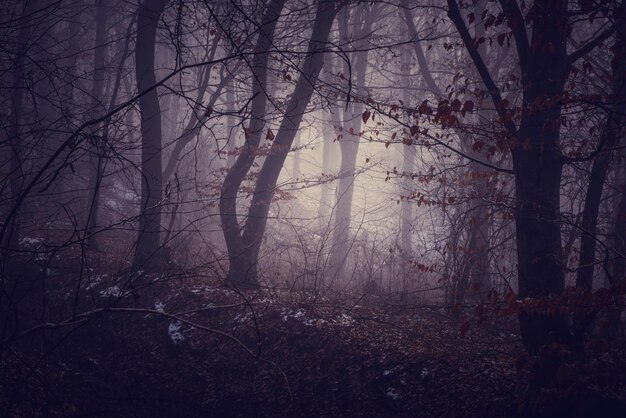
[1,0,625,416]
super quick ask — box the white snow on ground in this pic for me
[168,321,184,344]
[335,313,354,326]
[386,387,401,400]
[19,237,43,247]
[303,318,327,327]
[99,286,121,298]
[280,308,356,328]
[233,312,252,323]
[281,308,306,322]
[85,274,107,290]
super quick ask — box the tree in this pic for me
[575,3,626,338]
[132,0,169,273]
[329,3,379,279]
[447,0,617,353]
[84,0,108,249]
[219,0,286,288]
[221,0,344,287]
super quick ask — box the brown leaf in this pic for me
[362,110,371,124]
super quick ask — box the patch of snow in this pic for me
[168,321,184,344]
[281,308,305,322]
[19,237,43,247]
[335,313,354,327]
[234,312,252,323]
[420,368,430,379]
[105,198,122,211]
[255,297,276,305]
[303,318,327,327]
[386,387,401,400]
[155,302,165,313]
[99,286,121,298]
[85,274,107,290]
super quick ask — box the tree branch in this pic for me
[446,0,518,138]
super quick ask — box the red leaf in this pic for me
[266,128,274,141]
[418,100,433,115]
[497,33,506,47]
[362,110,371,124]
[410,124,419,137]
[472,141,484,152]
[461,100,474,117]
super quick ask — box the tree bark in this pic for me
[576,7,626,292]
[329,4,377,279]
[219,0,286,287]
[575,7,626,339]
[318,108,338,223]
[132,0,169,273]
[448,0,575,353]
[85,0,108,249]
[232,0,342,286]
[4,0,39,252]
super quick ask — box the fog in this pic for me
[1,0,625,416]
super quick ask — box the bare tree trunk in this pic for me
[219,0,286,287]
[329,4,377,280]
[607,160,626,339]
[132,0,169,273]
[575,9,626,338]
[448,0,573,353]
[399,42,416,289]
[4,0,39,252]
[232,0,342,286]
[226,77,238,169]
[292,131,301,180]
[318,109,337,222]
[85,0,108,249]
[162,32,226,182]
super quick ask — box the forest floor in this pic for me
[1,260,626,417]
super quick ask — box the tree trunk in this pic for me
[399,43,416,289]
[85,0,108,249]
[329,4,377,279]
[219,0,286,287]
[132,0,169,273]
[4,0,39,252]
[319,108,338,222]
[232,1,341,286]
[512,1,571,353]
[575,8,626,293]
[292,131,301,180]
[583,11,626,340]
[226,77,238,169]
[448,0,574,353]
